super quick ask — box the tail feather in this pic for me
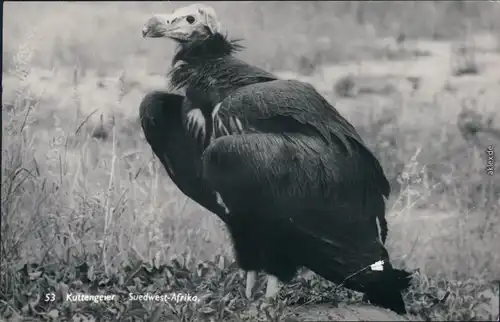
[363,267,413,315]
[391,268,413,291]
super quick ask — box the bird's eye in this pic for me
[186,15,195,24]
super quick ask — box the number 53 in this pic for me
[45,293,56,302]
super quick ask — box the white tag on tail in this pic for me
[370,260,384,271]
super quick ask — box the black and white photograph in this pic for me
[2,1,499,321]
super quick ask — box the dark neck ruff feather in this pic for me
[172,32,243,65]
[168,33,247,91]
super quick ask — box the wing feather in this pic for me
[213,79,390,198]
[139,91,229,222]
[202,133,383,251]
[217,80,362,150]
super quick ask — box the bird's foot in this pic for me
[245,271,257,300]
[264,275,280,300]
[256,280,286,322]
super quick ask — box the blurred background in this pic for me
[2,2,500,320]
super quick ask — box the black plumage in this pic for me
[141,4,408,314]
[139,91,230,223]
[168,32,389,246]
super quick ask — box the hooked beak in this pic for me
[142,15,176,38]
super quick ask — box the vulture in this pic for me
[141,3,411,314]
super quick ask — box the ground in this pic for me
[1,2,500,321]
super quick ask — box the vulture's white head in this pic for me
[142,4,221,41]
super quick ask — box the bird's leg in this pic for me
[264,275,280,299]
[245,271,257,299]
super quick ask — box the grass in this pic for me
[2,1,500,321]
